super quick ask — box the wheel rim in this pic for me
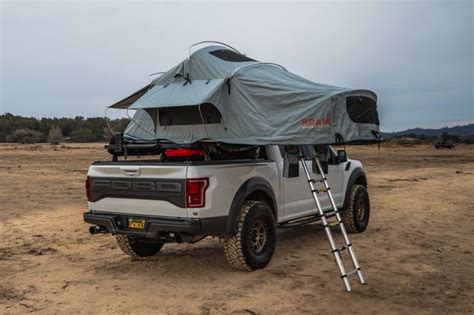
[356,198,366,221]
[250,219,268,255]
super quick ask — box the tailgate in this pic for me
[87,163,188,217]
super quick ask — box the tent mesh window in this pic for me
[158,103,222,126]
[208,49,256,62]
[346,96,380,125]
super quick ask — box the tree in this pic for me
[1,113,131,143]
[70,128,96,142]
[6,129,43,144]
[47,126,64,144]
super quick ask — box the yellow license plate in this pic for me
[128,218,146,230]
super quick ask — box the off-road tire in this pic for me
[116,235,164,257]
[223,201,276,271]
[342,185,370,233]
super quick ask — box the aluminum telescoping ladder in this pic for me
[300,153,366,292]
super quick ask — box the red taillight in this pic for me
[85,176,91,201]
[186,178,209,208]
[165,148,204,158]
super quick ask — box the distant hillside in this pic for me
[383,123,474,139]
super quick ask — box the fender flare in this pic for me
[225,177,277,235]
[342,167,367,211]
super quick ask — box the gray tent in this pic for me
[110,43,380,145]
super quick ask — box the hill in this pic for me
[382,123,474,139]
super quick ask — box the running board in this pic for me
[279,210,340,228]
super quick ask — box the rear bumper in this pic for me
[83,211,227,238]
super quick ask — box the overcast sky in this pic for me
[1,0,473,131]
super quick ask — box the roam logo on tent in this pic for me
[301,117,331,129]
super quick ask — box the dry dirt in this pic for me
[1,143,473,314]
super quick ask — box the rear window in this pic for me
[346,96,379,125]
[159,103,222,126]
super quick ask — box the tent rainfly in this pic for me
[110,43,381,145]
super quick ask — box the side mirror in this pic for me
[337,150,348,163]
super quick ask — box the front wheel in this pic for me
[223,201,277,271]
[342,185,370,233]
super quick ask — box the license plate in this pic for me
[128,218,146,230]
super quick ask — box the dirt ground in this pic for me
[1,143,473,314]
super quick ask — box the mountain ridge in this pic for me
[382,123,474,138]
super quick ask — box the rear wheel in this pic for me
[342,185,370,233]
[116,235,164,257]
[223,201,276,271]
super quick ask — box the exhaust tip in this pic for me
[89,226,105,235]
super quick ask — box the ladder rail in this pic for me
[312,157,366,285]
[300,157,352,291]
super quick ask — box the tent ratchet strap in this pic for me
[188,41,242,60]
[231,62,287,77]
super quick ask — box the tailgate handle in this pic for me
[120,166,141,176]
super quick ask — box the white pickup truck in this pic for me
[84,143,370,271]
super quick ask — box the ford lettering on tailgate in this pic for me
[89,177,185,207]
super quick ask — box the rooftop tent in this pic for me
[111,42,380,145]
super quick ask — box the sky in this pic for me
[1,0,473,132]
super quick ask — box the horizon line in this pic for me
[1,112,472,133]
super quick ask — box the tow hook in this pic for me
[89,226,107,235]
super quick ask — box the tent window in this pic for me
[346,96,380,126]
[209,49,256,62]
[159,103,222,126]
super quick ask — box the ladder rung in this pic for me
[311,188,327,194]
[331,243,352,253]
[342,268,361,278]
[308,179,324,183]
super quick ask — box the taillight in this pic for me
[186,178,209,208]
[165,148,204,158]
[85,176,91,201]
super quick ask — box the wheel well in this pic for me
[354,175,367,187]
[246,190,277,217]
[225,178,277,235]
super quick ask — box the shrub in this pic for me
[6,129,43,144]
[47,126,64,144]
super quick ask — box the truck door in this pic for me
[325,147,344,207]
[279,146,343,222]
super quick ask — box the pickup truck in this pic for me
[434,140,455,149]
[84,144,370,271]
